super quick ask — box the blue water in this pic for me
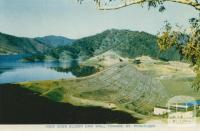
[0,54,76,84]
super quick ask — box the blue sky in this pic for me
[0,0,199,39]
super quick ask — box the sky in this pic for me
[0,0,199,39]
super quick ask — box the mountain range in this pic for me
[71,29,181,61]
[26,29,181,62]
[0,33,74,55]
[0,29,181,62]
[0,32,49,55]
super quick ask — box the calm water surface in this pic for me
[0,54,76,84]
[0,55,138,124]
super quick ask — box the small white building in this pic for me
[154,106,170,115]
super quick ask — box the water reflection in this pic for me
[0,54,99,83]
[0,54,76,83]
[52,66,99,77]
[0,67,75,84]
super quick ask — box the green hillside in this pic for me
[72,29,180,60]
[35,35,74,47]
[0,32,50,55]
[26,29,181,62]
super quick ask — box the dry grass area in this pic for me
[134,56,196,79]
[83,51,129,67]
[19,55,200,123]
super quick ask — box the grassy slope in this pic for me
[19,56,200,122]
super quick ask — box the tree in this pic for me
[158,18,200,90]
[78,0,200,11]
[78,0,200,90]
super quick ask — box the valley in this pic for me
[1,0,199,127]
[0,29,199,124]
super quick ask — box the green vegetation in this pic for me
[19,56,200,122]
[23,54,45,62]
[66,29,180,61]
[20,58,193,111]
[26,29,181,62]
[161,79,200,99]
[52,65,100,77]
[78,0,200,92]
[44,87,65,102]
[77,89,118,100]
[35,35,74,47]
[158,19,200,90]
[0,33,75,55]
[0,32,50,55]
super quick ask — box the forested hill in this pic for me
[44,29,181,61]
[71,29,180,60]
[22,29,181,62]
[0,32,50,55]
[35,35,74,47]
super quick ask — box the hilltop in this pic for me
[25,29,181,62]
[0,32,51,55]
[35,35,74,47]
[71,29,180,60]
[0,33,75,55]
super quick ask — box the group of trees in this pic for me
[77,0,200,90]
[158,16,200,90]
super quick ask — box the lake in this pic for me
[0,54,76,84]
[0,55,138,124]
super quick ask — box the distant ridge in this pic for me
[0,32,50,55]
[0,32,75,55]
[1,29,181,62]
[37,29,181,62]
[35,35,74,47]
